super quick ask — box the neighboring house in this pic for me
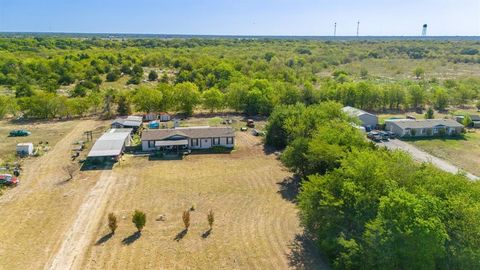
[141,126,235,153]
[385,119,464,138]
[455,115,480,128]
[87,128,132,162]
[342,106,378,130]
[111,115,143,132]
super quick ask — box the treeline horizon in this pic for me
[0,37,479,119]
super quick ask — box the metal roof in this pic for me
[389,119,464,130]
[342,106,376,118]
[142,126,235,141]
[87,129,131,157]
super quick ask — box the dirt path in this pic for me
[46,170,116,270]
[378,139,479,180]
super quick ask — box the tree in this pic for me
[174,82,201,115]
[433,87,449,111]
[207,210,214,230]
[424,107,434,119]
[132,87,162,113]
[408,85,425,109]
[132,210,146,232]
[15,83,34,98]
[106,70,120,82]
[116,94,131,116]
[148,70,158,81]
[413,67,425,79]
[364,190,447,270]
[182,210,190,230]
[202,88,224,113]
[108,213,118,234]
[463,114,473,127]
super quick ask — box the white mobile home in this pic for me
[16,143,34,156]
[141,126,235,153]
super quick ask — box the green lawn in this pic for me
[409,130,480,176]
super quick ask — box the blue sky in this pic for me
[0,0,478,36]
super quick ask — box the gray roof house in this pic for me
[141,126,235,153]
[385,119,464,138]
[455,115,480,128]
[342,106,378,129]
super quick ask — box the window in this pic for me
[191,139,199,146]
[213,138,220,145]
[148,141,155,148]
[227,137,234,145]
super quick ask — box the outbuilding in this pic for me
[87,129,132,162]
[342,106,378,130]
[111,115,143,132]
[16,143,34,156]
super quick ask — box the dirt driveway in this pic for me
[0,119,108,270]
[378,139,479,180]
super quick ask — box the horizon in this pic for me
[0,0,479,36]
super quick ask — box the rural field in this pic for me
[0,117,327,270]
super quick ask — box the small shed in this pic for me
[148,121,160,129]
[159,113,171,122]
[144,113,158,122]
[17,143,34,156]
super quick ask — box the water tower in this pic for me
[422,24,428,36]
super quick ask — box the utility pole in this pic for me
[356,21,360,37]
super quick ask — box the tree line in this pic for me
[265,102,480,269]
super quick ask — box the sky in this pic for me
[0,0,478,36]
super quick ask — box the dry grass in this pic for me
[0,119,80,164]
[81,132,326,269]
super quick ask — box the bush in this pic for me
[182,210,190,230]
[132,210,146,232]
[108,213,118,234]
[207,210,214,230]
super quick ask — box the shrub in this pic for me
[182,210,190,230]
[108,213,118,234]
[207,210,214,230]
[132,210,146,232]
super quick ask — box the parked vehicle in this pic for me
[9,130,31,137]
[367,131,382,142]
[387,131,396,139]
[247,119,255,128]
[240,127,248,132]
[0,174,19,186]
[378,131,390,141]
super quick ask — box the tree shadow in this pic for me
[288,234,330,270]
[95,232,113,245]
[277,176,301,202]
[201,229,212,239]
[173,229,188,242]
[122,231,141,245]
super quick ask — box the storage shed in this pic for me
[16,143,34,156]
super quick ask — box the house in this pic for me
[385,119,464,138]
[111,115,143,132]
[16,143,34,156]
[342,106,378,130]
[455,115,480,128]
[141,126,235,153]
[87,129,132,162]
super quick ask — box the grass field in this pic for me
[0,119,80,165]
[408,130,480,176]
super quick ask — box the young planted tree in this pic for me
[108,213,118,234]
[148,70,159,81]
[182,210,190,230]
[207,210,214,230]
[424,107,434,119]
[132,210,146,232]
